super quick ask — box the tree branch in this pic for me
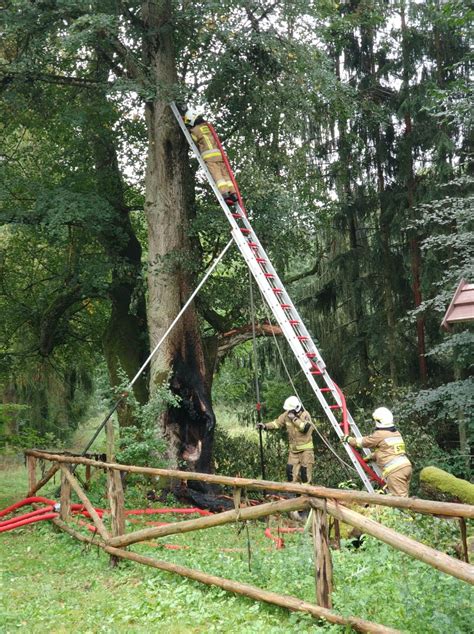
[197,300,231,333]
[0,68,102,89]
[97,32,148,86]
[284,261,320,284]
[217,323,282,359]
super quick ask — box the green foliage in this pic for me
[213,424,286,482]
[116,383,180,468]
[1,428,61,454]
[2,0,473,490]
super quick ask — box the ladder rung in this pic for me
[240,228,251,234]
[280,303,291,309]
[255,258,266,263]
[272,288,283,293]
[329,405,341,410]
[320,388,331,392]
[232,213,244,219]
[297,336,309,341]
[310,369,322,375]
[264,273,274,278]
[248,242,258,248]
[289,320,300,325]
[306,353,316,358]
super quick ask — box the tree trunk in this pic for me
[376,130,398,384]
[335,44,370,389]
[142,0,214,472]
[400,3,428,384]
[347,208,370,389]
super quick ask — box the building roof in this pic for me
[441,279,474,331]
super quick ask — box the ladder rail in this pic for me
[231,221,381,491]
[170,102,383,492]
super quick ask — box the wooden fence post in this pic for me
[459,519,469,563]
[106,419,125,566]
[27,455,37,496]
[60,465,71,521]
[85,464,91,490]
[312,504,333,609]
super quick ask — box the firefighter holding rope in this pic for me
[258,396,315,484]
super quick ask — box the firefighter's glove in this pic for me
[362,453,373,463]
[341,434,350,443]
[256,423,266,431]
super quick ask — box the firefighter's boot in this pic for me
[224,192,238,206]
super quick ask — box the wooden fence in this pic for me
[25,449,474,634]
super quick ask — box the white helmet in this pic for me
[372,407,394,428]
[183,107,203,127]
[283,396,302,413]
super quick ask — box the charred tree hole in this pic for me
[167,347,216,475]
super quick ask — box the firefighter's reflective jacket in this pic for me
[190,121,222,162]
[189,121,235,195]
[264,410,314,452]
[349,429,411,477]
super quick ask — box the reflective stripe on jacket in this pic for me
[190,123,222,162]
[382,455,412,477]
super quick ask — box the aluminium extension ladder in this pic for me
[170,102,383,493]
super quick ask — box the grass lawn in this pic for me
[1,455,473,634]
[0,460,325,634]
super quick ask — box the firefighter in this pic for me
[182,107,238,206]
[342,407,412,497]
[258,396,315,484]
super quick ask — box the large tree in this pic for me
[1,1,313,469]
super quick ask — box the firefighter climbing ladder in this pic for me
[170,102,383,493]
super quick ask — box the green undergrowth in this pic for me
[1,464,473,633]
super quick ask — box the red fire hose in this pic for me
[1,497,310,553]
[0,496,213,540]
[0,497,58,533]
[0,496,55,517]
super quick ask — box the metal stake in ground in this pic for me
[248,270,266,481]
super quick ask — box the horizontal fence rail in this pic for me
[26,449,474,519]
[22,448,474,632]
